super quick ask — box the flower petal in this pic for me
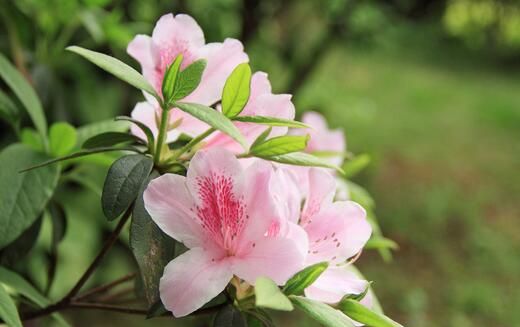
[305,201,371,265]
[152,13,205,49]
[127,35,154,68]
[184,38,248,106]
[233,222,308,285]
[143,173,206,248]
[130,102,181,143]
[301,168,336,225]
[160,247,232,317]
[304,265,369,304]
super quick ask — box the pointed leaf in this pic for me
[172,59,207,100]
[66,46,159,101]
[289,295,355,327]
[222,63,251,118]
[0,53,47,138]
[283,262,328,296]
[175,102,247,150]
[162,54,183,104]
[342,154,371,178]
[0,144,59,249]
[262,152,343,173]
[232,116,310,128]
[0,89,20,128]
[102,154,153,220]
[130,171,175,305]
[82,132,142,149]
[250,127,272,149]
[255,277,293,311]
[0,284,22,327]
[251,135,309,157]
[338,299,403,327]
[76,119,130,148]
[115,116,155,147]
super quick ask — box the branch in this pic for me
[70,302,148,315]
[74,273,136,301]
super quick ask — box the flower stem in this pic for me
[174,127,215,160]
[154,107,170,165]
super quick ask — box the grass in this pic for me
[295,44,520,327]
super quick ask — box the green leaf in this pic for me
[345,181,375,209]
[172,59,207,100]
[115,116,155,147]
[232,116,310,128]
[255,277,293,311]
[49,122,77,157]
[48,202,67,248]
[0,52,47,139]
[263,152,343,173]
[289,295,355,327]
[0,284,22,327]
[0,89,20,128]
[102,154,153,220]
[365,236,399,251]
[342,154,371,178]
[0,217,42,266]
[175,102,247,150]
[66,46,159,101]
[76,119,130,148]
[338,299,403,327]
[213,304,246,327]
[0,144,59,249]
[251,135,309,157]
[162,54,183,105]
[20,146,141,172]
[82,132,142,149]
[0,267,70,326]
[222,63,252,118]
[130,171,175,306]
[283,262,329,296]
[250,127,272,149]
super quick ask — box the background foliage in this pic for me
[1,0,519,326]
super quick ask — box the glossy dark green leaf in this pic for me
[102,154,153,220]
[0,52,47,139]
[146,299,168,319]
[250,135,309,157]
[0,217,42,266]
[174,102,247,150]
[130,171,175,305]
[213,305,246,327]
[49,122,77,157]
[82,132,141,149]
[232,116,310,128]
[283,262,328,296]
[67,46,159,101]
[338,299,403,327]
[289,295,355,327]
[262,152,343,173]
[162,54,183,104]
[222,63,252,118]
[255,277,293,311]
[172,59,207,100]
[0,284,22,327]
[0,144,59,249]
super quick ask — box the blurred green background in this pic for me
[1,0,519,326]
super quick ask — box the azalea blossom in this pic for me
[273,167,372,303]
[128,13,248,141]
[143,148,308,317]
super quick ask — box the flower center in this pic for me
[196,173,247,254]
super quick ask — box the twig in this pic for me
[69,302,148,315]
[74,273,136,301]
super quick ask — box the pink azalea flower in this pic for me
[127,13,249,142]
[273,167,372,304]
[143,148,308,317]
[128,13,248,104]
